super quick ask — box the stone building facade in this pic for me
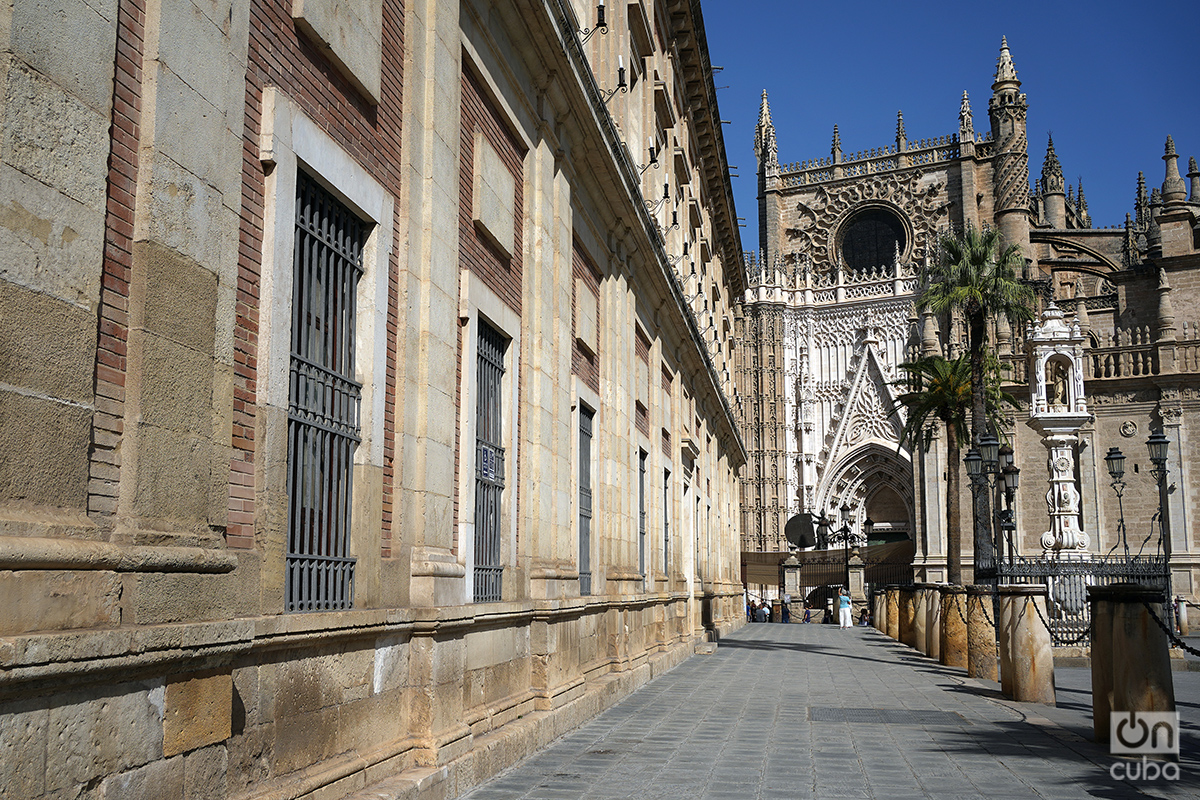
[0,0,746,798]
[738,38,1200,601]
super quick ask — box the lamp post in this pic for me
[1103,446,1129,559]
[1147,431,1174,633]
[1000,462,1020,567]
[964,446,989,581]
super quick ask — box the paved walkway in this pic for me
[460,623,1199,800]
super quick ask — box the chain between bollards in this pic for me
[1026,593,1093,645]
[1142,601,1200,657]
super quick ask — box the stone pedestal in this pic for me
[926,584,942,661]
[912,584,929,654]
[1089,583,1177,744]
[886,586,900,639]
[998,584,1055,705]
[966,585,998,681]
[899,587,917,648]
[940,586,968,669]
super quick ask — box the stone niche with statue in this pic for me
[1025,302,1092,555]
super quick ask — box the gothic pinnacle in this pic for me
[1041,133,1064,193]
[895,110,906,143]
[758,89,772,128]
[959,90,973,131]
[993,35,1020,88]
[832,124,842,154]
[1162,134,1187,203]
[1188,156,1199,201]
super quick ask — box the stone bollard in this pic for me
[1089,583,1176,745]
[912,584,929,654]
[874,590,886,632]
[899,587,917,648]
[998,585,1055,705]
[1177,597,1190,636]
[965,585,998,681]
[940,585,968,669]
[926,583,942,661]
[886,586,900,640]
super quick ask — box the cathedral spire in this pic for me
[754,89,778,171]
[993,35,1020,90]
[1135,171,1149,228]
[1162,134,1187,204]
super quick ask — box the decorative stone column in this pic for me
[899,587,917,648]
[998,585,1056,705]
[1089,584,1176,744]
[966,585,998,681]
[926,584,942,660]
[912,584,929,654]
[940,585,968,668]
[1025,303,1091,557]
[886,586,900,640]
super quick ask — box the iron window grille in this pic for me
[638,450,647,580]
[663,469,671,575]
[474,319,507,602]
[579,407,594,596]
[285,172,364,612]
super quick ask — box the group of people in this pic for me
[747,588,872,627]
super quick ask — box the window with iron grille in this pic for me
[638,450,647,579]
[474,319,507,602]
[663,468,671,575]
[285,172,364,612]
[578,407,594,596]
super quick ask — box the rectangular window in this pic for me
[579,407,594,596]
[638,450,647,579]
[285,173,365,612]
[474,319,507,602]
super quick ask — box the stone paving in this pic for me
[459,623,1200,800]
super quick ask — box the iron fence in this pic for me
[996,554,1169,646]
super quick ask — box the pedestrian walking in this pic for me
[838,588,852,629]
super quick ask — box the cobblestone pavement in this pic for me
[460,623,1199,800]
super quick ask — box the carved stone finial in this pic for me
[993,35,1020,89]
[1188,156,1200,202]
[895,110,906,143]
[1161,134,1187,204]
[831,124,842,155]
[1041,133,1064,194]
[754,89,778,170]
[1135,171,1149,228]
[958,90,974,137]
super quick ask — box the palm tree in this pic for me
[920,226,1035,446]
[894,355,971,584]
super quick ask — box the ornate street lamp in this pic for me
[964,446,992,579]
[1104,446,1129,559]
[1000,462,1020,565]
[1146,431,1174,632]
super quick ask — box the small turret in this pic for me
[1188,156,1199,202]
[1041,134,1066,227]
[1161,135,1187,205]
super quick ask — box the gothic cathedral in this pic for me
[736,38,1200,601]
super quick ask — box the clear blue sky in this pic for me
[701,1,1200,255]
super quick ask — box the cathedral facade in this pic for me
[737,38,1200,603]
